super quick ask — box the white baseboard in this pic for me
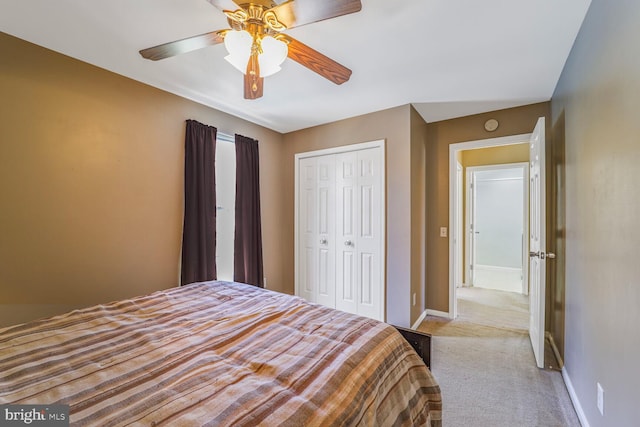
[562,367,590,427]
[410,309,452,329]
[473,264,523,293]
[426,309,450,319]
[411,310,428,330]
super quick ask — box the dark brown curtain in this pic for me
[181,120,217,285]
[234,134,264,287]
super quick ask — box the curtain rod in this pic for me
[217,131,234,143]
[216,131,258,144]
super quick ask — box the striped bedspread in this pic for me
[0,281,442,426]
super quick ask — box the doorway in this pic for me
[448,134,532,321]
[466,163,528,294]
[457,161,530,332]
[448,118,551,370]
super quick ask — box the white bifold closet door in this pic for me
[335,149,382,320]
[296,144,383,321]
[298,154,337,308]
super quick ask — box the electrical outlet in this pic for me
[440,227,448,237]
[597,382,604,415]
[412,293,416,306]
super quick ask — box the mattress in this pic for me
[0,281,441,426]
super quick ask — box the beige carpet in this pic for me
[421,287,530,338]
[419,287,578,426]
[422,287,560,370]
[457,287,529,330]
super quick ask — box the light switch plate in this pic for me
[440,227,448,237]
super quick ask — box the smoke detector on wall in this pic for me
[484,118,499,132]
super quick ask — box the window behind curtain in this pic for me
[215,137,236,281]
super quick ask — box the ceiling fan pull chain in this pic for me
[251,32,264,56]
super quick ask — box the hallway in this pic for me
[419,288,577,426]
[456,287,528,331]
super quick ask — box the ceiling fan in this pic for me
[139,0,362,99]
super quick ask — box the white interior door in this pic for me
[529,117,546,369]
[295,141,385,322]
[354,148,383,320]
[335,148,383,321]
[336,151,358,315]
[298,157,317,303]
[316,155,336,308]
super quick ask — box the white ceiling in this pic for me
[0,0,591,133]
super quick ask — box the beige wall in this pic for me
[551,0,639,424]
[0,33,285,326]
[282,105,423,327]
[461,143,529,167]
[425,102,550,312]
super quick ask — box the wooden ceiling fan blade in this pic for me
[244,74,264,99]
[244,53,264,99]
[139,30,226,61]
[283,36,352,85]
[270,0,361,29]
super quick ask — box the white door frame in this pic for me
[448,134,531,319]
[294,140,386,320]
[465,169,476,288]
[465,162,529,294]
[454,162,464,289]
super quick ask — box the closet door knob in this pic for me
[320,238,328,245]
[344,240,353,247]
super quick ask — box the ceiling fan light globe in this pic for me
[259,64,282,77]
[261,36,288,64]
[224,54,247,74]
[224,30,252,53]
[224,30,252,74]
[259,36,288,77]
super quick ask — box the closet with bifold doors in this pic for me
[295,140,385,321]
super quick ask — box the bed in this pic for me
[0,281,441,426]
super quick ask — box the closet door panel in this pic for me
[336,151,358,314]
[356,148,383,320]
[315,155,336,308]
[298,157,317,303]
